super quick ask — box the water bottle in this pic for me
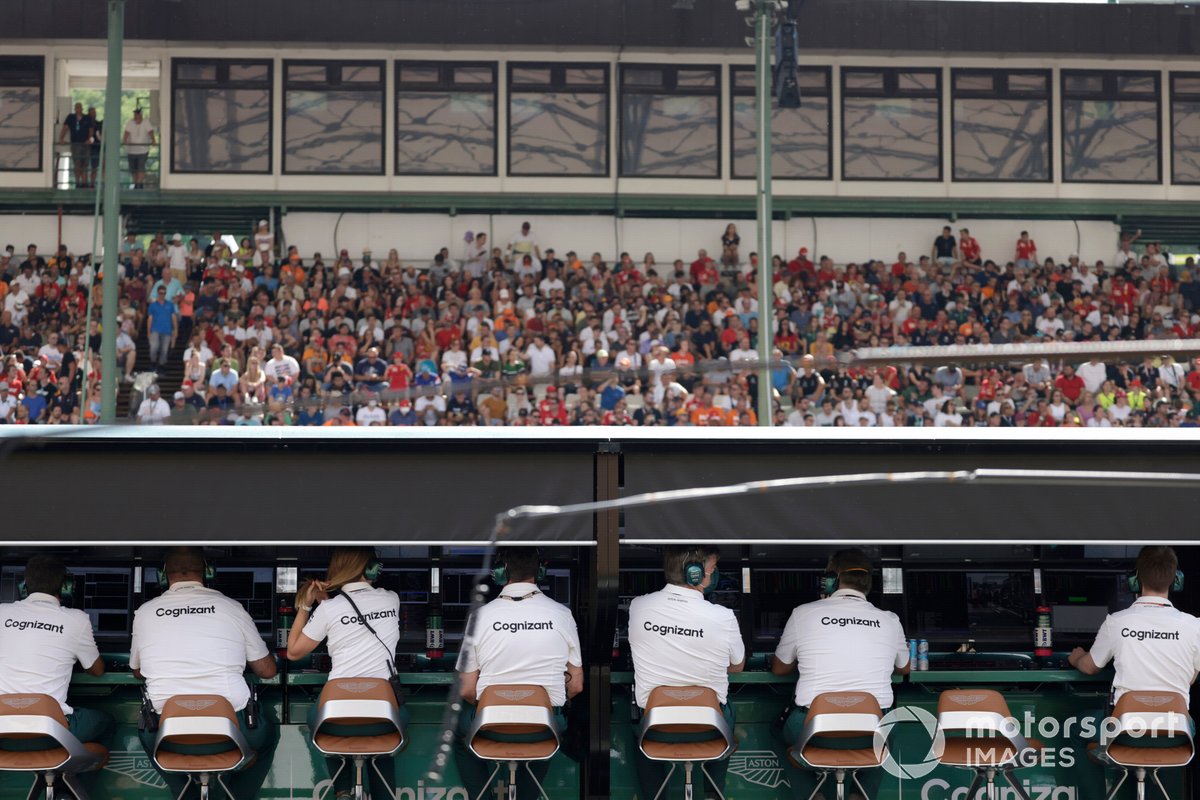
[917,639,930,671]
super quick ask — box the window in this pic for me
[284,60,384,175]
[730,66,831,180]
[508,63,608,177]
[952,69,1050,182]
[396,62,496,176]
[0,57,43,172]
[1171,73,1200,185]
[1061,70,1160,184]
[842,68,942,181]
[172,59,271,174]
[620,65,719,178]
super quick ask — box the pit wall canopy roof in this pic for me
[4,0,1197,56]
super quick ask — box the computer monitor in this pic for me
[907,570,1034,643]
[1041,571,1134,641]
[0,565,133,641]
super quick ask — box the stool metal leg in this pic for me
[1135,767,1146,800]
[524,761,552,800]
[985,767,997,800]
[62,772,91,800]
[650,762,677,800]
[372,756,397,800]
[216,773,236,800]
[198,773,210,800]
[805,771,829,800]
[851,770,871,800]
[1001,769,1032,800]
[964,771,983,800]
[507,761,518,800]
[25,774,46,800]
[354,757,366,800]
[699,762,727,800]
[834,768,846,800]
[43,772,55,800]
[1149,768,1171,800]
[473,763,503,800]
[1104,769,1129,800]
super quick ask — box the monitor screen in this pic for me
[1,565,133,640]
[907,570,1034,642]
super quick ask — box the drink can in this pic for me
[918,639,930,671]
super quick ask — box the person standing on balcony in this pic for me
[122,107,156,189]
[57,102,95,189]
[86,106,102,189]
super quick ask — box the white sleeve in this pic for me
[562,610,583,667]
[727,609,746,667]
[892,616,910,669]
[73,613,101,670]
[234,603,269,662]
[301,601,332,645]
[774,609,799,665]
[1089,616,1116,668]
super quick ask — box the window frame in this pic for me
[618,63,722,180]
[506,61,610,179]
[0,55,45,173]
[1169,71,1200,186]
[394,60,498,178]
[949,68,1052,184]
[728,64,832,181]
[1060,69,1162,186]
[840,67,943,183]
[170,57,274,176]
[282,58,386,177]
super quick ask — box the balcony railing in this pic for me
[53,142,161,191]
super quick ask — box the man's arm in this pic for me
[58,122,69,145]
[122,128,130,146]
[247,654,277,679]
[1067,647,1102,675]
[85,656,105,677]
[565,663,584,699]
[459,670,480,703]
[770,655,795,676]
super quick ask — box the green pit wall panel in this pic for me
[4,657,1181,800]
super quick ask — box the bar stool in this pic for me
[935,689,1042,800]
[466,684,561,800]
[637,685,735,800]
[0,693,108,800]
[150,695,254,800]
[1094,690,1194,800]
[788,691,885,800]
[311,678,407,800]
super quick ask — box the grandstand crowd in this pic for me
[2,221,1200,427]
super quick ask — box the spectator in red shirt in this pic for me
[1054,364,1085,404]
[689,249,719,290]
[1015,231,1038,270]
[959,228,981,266]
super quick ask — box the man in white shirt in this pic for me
[508,221,541,264]
[1069,547,1200,796]
[629,546,745,800]
[136,384,170,424]
[167,233,187,281]
[525,335,557,378]
[131,547,277,798]
[455,548,583,800]
[122,107,156,189]
[772,548,910,800]
[0,555,113,795]
[1077,358,1108,395]
[263,343,300,382]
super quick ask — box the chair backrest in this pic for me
[637,685,734,762]
[798,692,884,744]
[153,694,251,771]
[0,694,102,772]
[937,689,1014,737]
[1104,691,1194,753]
[467,685,561,762]
[313,678,404,737]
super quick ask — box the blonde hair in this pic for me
[324,546,376,592]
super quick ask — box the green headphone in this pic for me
[683,556,720,597]
[492,551,547,587]
[18,574,75,603]
[364,556,384,582]
[820,567,870,595]
[1128,570,1185,595]
[159,560,216,590]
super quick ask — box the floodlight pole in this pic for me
[753,0,774,426]
[99,0,124,424]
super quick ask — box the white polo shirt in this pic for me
[774,589,909,709]
[458,582,582,707]
[1089,597,1200,706]
[628,584,745,709]
[130,582,268,714]
[302,582,401,681]
[0,593,100,715]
